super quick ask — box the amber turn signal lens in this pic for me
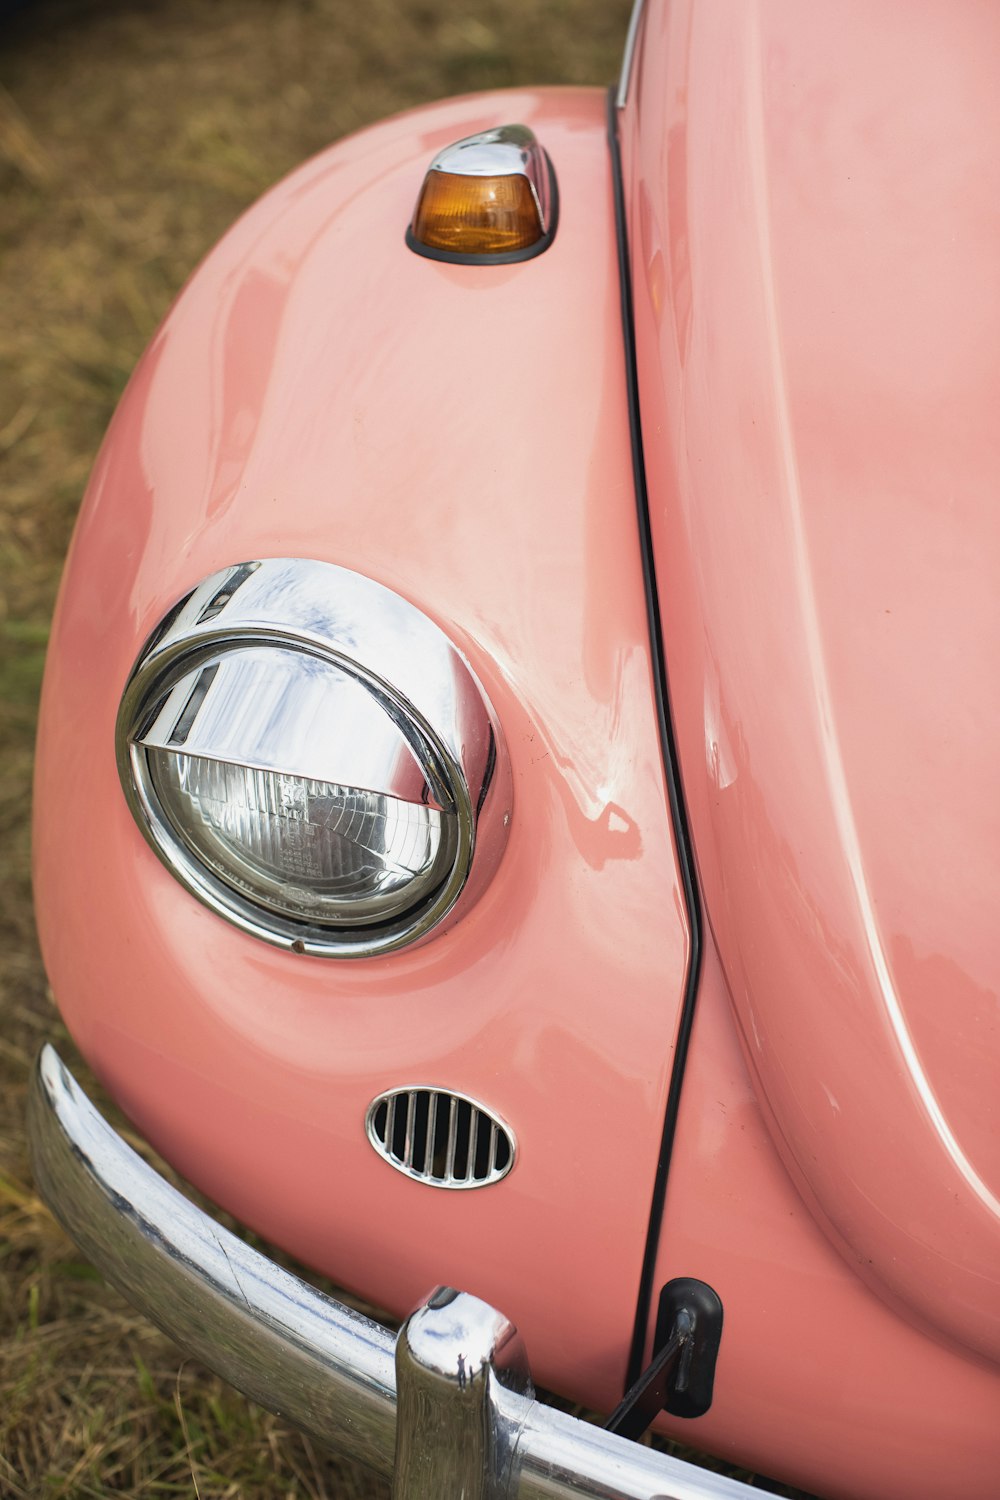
[411,169,544,256]
[406,125,556,265]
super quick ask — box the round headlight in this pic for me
[116,560,511,957]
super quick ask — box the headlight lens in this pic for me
[117,561,511,957]
[152,756,455,927]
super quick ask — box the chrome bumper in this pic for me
[29,1046,774,1500]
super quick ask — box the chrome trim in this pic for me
[426,125,553,235]
[29,1046,780,1500]
[393,1286,531,1500]
[140,651,441,806]
[365,1086,516,1189]
[446,1093,459,1177]
[116,559,512,958]
[616,0,647,110]
[29,1045,396,1474]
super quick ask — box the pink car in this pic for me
[28,2,1000,1497]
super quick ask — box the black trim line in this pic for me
[605,87,706,1393]
[405,151,559,266]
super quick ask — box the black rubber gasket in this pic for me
[605,1277,724,1437]
[404,150,559,266]
[605,86,706,1393]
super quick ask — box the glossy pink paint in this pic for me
[34,89,690,1412]
[652,933,1000,1500]
[623,0,1000,1418]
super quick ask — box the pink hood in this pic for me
[625,0,1000,1362]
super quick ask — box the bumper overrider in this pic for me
[28,1046,777,1500]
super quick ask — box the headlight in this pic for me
[116,560,511,957]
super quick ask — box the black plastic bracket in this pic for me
[604,1278,723,1441]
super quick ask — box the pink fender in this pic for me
[646,935,1000,1500]
[34,88,690,1412]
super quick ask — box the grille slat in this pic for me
[424,1092,439,1176]
[466,1108,479,1184]
[367,1088,514,1189]
[404,1090,417,1169]
[445,1096,459,1179]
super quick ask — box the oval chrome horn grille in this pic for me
[366,1088,515,1189]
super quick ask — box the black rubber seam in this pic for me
[605,86,706,1393]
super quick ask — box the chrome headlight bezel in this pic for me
[115,559,512,958]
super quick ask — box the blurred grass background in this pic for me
[0,4,814,1496]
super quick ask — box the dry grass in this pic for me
[0,3,816,1496]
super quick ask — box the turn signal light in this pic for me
[407,124,557,265]
[412,171,542,256]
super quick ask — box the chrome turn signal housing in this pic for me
[116,559,512,958]
[406,124,557,264]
